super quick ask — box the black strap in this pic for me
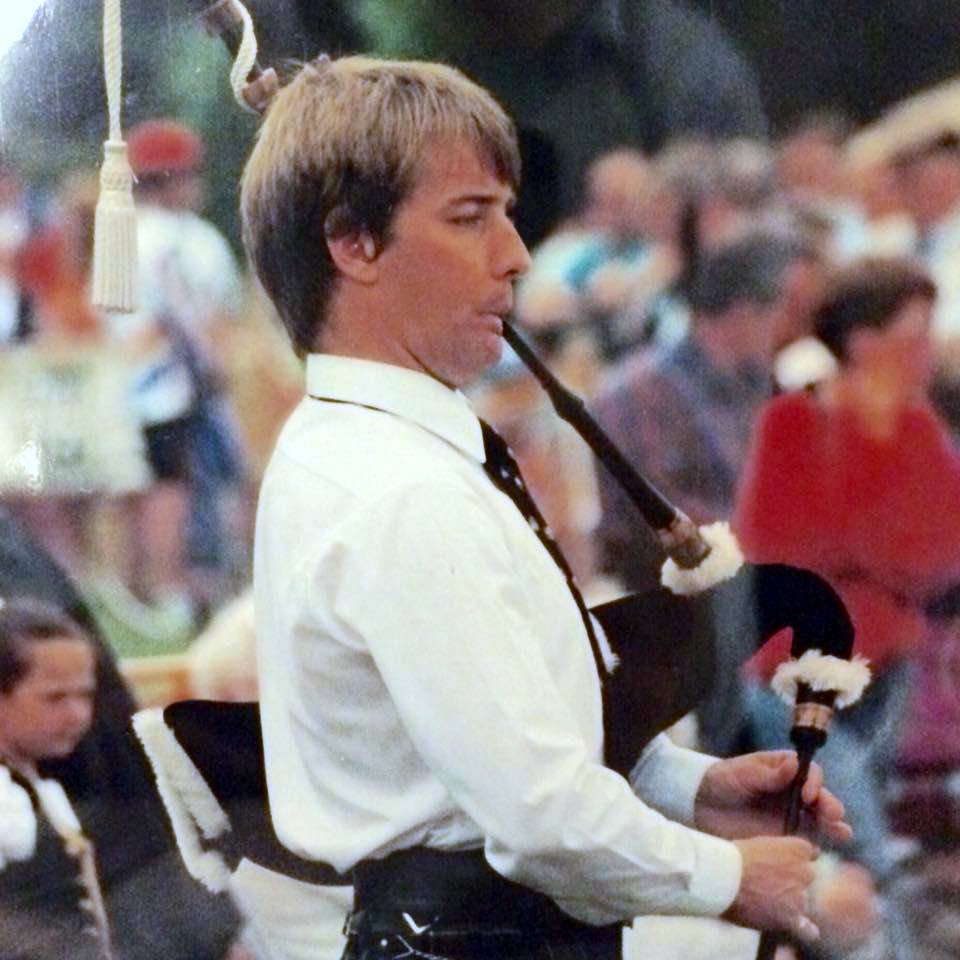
[348,847,622,960]
[478,420,611,692]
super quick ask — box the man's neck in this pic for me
[824,369,921,440]
[319,295,453,386]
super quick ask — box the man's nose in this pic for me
[492,216,532,280]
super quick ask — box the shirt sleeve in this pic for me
[325,480,741,925]
[630,734,719,827]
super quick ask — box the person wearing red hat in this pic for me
[127,119,205,179]
[106,118,248,626]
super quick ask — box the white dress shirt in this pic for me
[254,354,741,926]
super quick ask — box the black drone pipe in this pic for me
[501,320,711,569]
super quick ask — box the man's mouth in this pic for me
[478,312,505,333]
[478,300,512,332]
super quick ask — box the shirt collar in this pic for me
[305,354,486,463]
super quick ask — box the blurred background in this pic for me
[6,0,960,248]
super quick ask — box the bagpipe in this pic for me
[128,3,871,948]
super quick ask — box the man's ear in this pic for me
[326,231,380,283]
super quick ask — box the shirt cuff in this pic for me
[684,829,743,916]
[628,734,718,826]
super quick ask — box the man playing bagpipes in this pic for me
[174,52,864,960]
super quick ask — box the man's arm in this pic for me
[317,479,828,934]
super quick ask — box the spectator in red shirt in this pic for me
[734,257,960,960]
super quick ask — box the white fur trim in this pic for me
[133,708,232,892]
[589,613,620,674]
[32,778,81,837]
[770,651,872,709]
[0,765,36,868]
[660,522,745,596]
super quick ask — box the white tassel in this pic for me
[91,140,138,312]
[91,0,137,313]
[229,0,260,111]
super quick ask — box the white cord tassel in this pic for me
[91,0,137,312]
[226,0,278,114]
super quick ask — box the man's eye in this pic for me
[451,214,483,226]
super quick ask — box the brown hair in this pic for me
[0,599,90,694]
[241,55,520,357]
[813,256,936,362]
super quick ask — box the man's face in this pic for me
[0,638,96,767]
[583,153,651,239]
[728,301,779,373]
[700,298,780,379]
[896,151,960,228]
[372,140,531,388]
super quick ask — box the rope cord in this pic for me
[229,0,259,112]
[102,0,122,142]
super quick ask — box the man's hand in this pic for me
[725,836,819,940]
[694,751,852,843]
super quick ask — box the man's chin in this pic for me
[438,339,504,389]
[476,333,505,374]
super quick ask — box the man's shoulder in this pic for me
[759,390,817,431]
[259,407,498,576]
[931,205,960,250]
[268,401,479,501]
[136,204,183,238]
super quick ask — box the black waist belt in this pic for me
[350,847,622,943]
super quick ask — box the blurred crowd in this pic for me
[0,119,302,647]
[5,81,960,960]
